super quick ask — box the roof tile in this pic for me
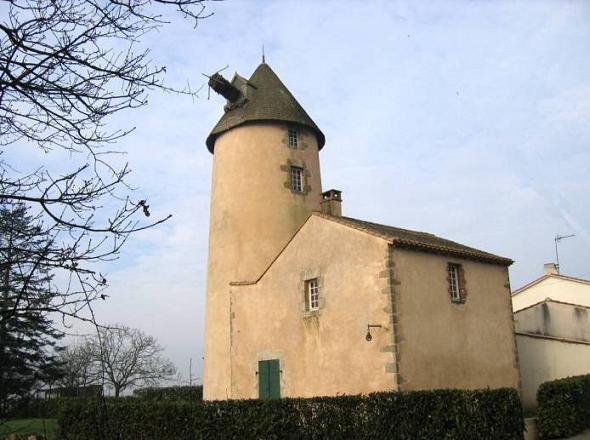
[315,213,513,265]
[206,63,325,152]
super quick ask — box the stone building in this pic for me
[513,263,590,411]
[202,61,520,400]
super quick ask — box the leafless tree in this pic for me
[56,340,98,389]
[0,0,215,328]
[90,325,176,397]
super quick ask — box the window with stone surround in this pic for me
[447,263,466,303]
[305,278,319,311]
[288,128,298,147]
[290,166,303,192]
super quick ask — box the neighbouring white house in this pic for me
[512,263,590,411]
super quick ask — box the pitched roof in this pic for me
[314,213,513,266]
[206,63,325,153]
[512,273,590,296]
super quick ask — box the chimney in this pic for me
[544,263,558,275]
[321,189,342,217]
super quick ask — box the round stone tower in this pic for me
[203,62,325,399]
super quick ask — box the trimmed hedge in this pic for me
[5,396,68,419]
[537,374,590,439]
[133,385,203,401]
[58,388,523,439]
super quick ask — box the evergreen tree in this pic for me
[0,203,64,416]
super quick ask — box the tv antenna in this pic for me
[554,234,575,274]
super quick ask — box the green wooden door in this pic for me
[258,359,280,399]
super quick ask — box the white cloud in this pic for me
[538,83,590,125]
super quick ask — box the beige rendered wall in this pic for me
[515,301,590,343]
[516,334,590,411]
[512,277,590,311]
[203,122,323,400]
[392,248,519,391]
[229,216,397,399]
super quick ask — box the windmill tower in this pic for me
[203,61,325,399]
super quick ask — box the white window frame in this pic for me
[306,278,319,311]
[447,263,461,303]
[290,166,303,192]
[288,128,298,147]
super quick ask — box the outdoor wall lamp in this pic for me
[365,324,383,342]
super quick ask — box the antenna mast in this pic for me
[554,234,575,273]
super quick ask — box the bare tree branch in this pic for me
[0,0,215,332]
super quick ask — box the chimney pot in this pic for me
[544,263,558,275]
[321,189,342,217]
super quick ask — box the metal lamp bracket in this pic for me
[366,324,383,342]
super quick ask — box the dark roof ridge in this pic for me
[313,212,513,266]
[339,215,440,238]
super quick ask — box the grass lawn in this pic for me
[0,418,58,439]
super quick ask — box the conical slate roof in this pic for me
[206,63,325,153]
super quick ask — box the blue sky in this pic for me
[9,1,590,385]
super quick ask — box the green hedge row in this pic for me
[58,388,523,440]
[133,385,203,401]
[5,396,68,419]
[537,374,590,439]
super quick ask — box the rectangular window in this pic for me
[290,166,303,192]
[305,278,319,311]
[288,128,298,147]
[447,263,463,303]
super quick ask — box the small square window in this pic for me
[288,129,298,147]
[290,166,303,192]
[305,278,319,311]
[447,263,465,303]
